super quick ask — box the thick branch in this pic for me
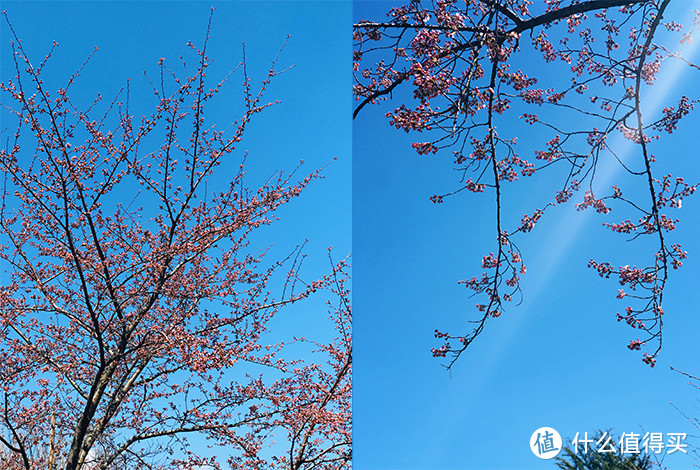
[353,0,648,118]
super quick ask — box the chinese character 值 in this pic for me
[535,430,559,455]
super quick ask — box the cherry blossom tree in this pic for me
[354,0,698,368]
[0,10,350,470]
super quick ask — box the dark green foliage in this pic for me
[555,431,653,470]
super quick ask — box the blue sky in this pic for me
[0,0,350,463]
[354,1,700,469]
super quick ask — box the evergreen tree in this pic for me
[556,431,653,470]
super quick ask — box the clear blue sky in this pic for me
[354,1,700,469]
[0,0,350,462]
